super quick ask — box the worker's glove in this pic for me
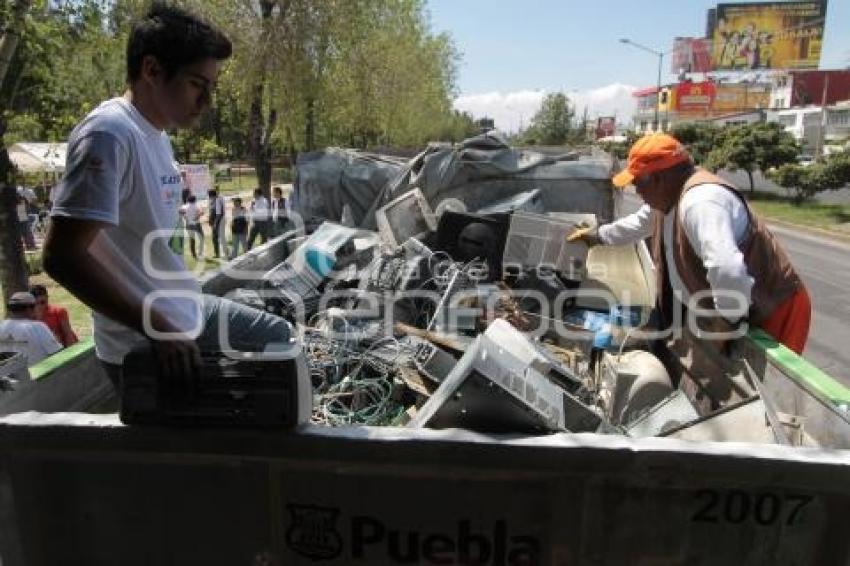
[566,224,601,246]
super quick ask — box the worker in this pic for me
[44,3,295,388]
[568,133,810,354]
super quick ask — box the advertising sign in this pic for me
[674,82,717,114]
[708,1,827,70]
[179,163,212,201]
[713,84,771,112]
[670,38,714,74]
[595,116,616,139]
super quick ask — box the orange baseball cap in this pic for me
[612,133,690,188]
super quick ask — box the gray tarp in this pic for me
[290,149,407,229]
[292,132,620,230]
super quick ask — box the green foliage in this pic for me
[768,151,850,204]
[669,122,719,165]
[524,92,574,145]
[2,1,127,142]
[3,112,42,144]
[4,0,463,161]
[703,122,798,191]
[669,121,798,192]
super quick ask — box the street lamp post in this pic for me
[620,38,664,130]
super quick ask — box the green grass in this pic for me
[747,191,850,234]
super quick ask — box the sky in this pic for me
[427,0,850,132]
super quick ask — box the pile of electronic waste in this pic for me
[223,187,702,438]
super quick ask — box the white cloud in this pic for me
[453,84,638,133]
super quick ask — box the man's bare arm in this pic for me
[43,217,200,377]
[43,217,151,334]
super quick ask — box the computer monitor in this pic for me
[376,188,437,247]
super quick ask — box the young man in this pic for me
[30,284,79,347]
[247,188,270,249]
[229,196,248,259]
[270,185,287,236]
[181,194,205,260]
[44,3,294,385]
[208,188,225,258]
[569,133,810,354]
[0,292,62,365]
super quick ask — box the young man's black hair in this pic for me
[126,2,232,82]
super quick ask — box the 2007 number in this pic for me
[691,490,813,526]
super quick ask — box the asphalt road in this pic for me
[767,225,850,385]
[618,191,850,386]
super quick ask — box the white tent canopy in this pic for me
[8,143,67,174]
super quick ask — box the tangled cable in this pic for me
[305,315,411,426]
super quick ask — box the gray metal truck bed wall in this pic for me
[0,416,848,566]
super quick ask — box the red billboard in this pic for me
[595,117,616,139]
[674,82,717,113]
[670,38,714,74]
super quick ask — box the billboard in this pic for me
[179,164,212,201]
[674,82,716,114]
[595,116,616,139]
[713,84,771,113]
[708,2,827,70]
[670,38,713,74]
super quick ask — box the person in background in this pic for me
[568,133,810,354]
[180,172,191,204]
[30,284,79,347]
[0,292,62,365]
[270,185,287,236]
[16,193,36,250]
[247,187,270,249]
[229,196,248,259]
[208,188,225,258]
[181,194,205,260]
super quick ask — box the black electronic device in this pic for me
[432,211,510,281]
[120,345,311,428]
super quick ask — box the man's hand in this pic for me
[151,338,202,391]
[566,224,600,246]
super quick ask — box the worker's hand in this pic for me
[566,224,600,246]
[150,338,202,393]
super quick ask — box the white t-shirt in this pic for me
[16,202,28,222]
[251,196,270,221]
[182,202,203,226]
[599,183,754,321]
[0,318,62,366]
[52,97,202,364]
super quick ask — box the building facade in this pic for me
[770,70,850,110]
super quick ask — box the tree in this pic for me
[670,122,718,165]
[704,122,798,193]
[0,0,34,303]
[525,92,574,145]
[769,151,850,204]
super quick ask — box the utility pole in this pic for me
[620,38,665,131]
